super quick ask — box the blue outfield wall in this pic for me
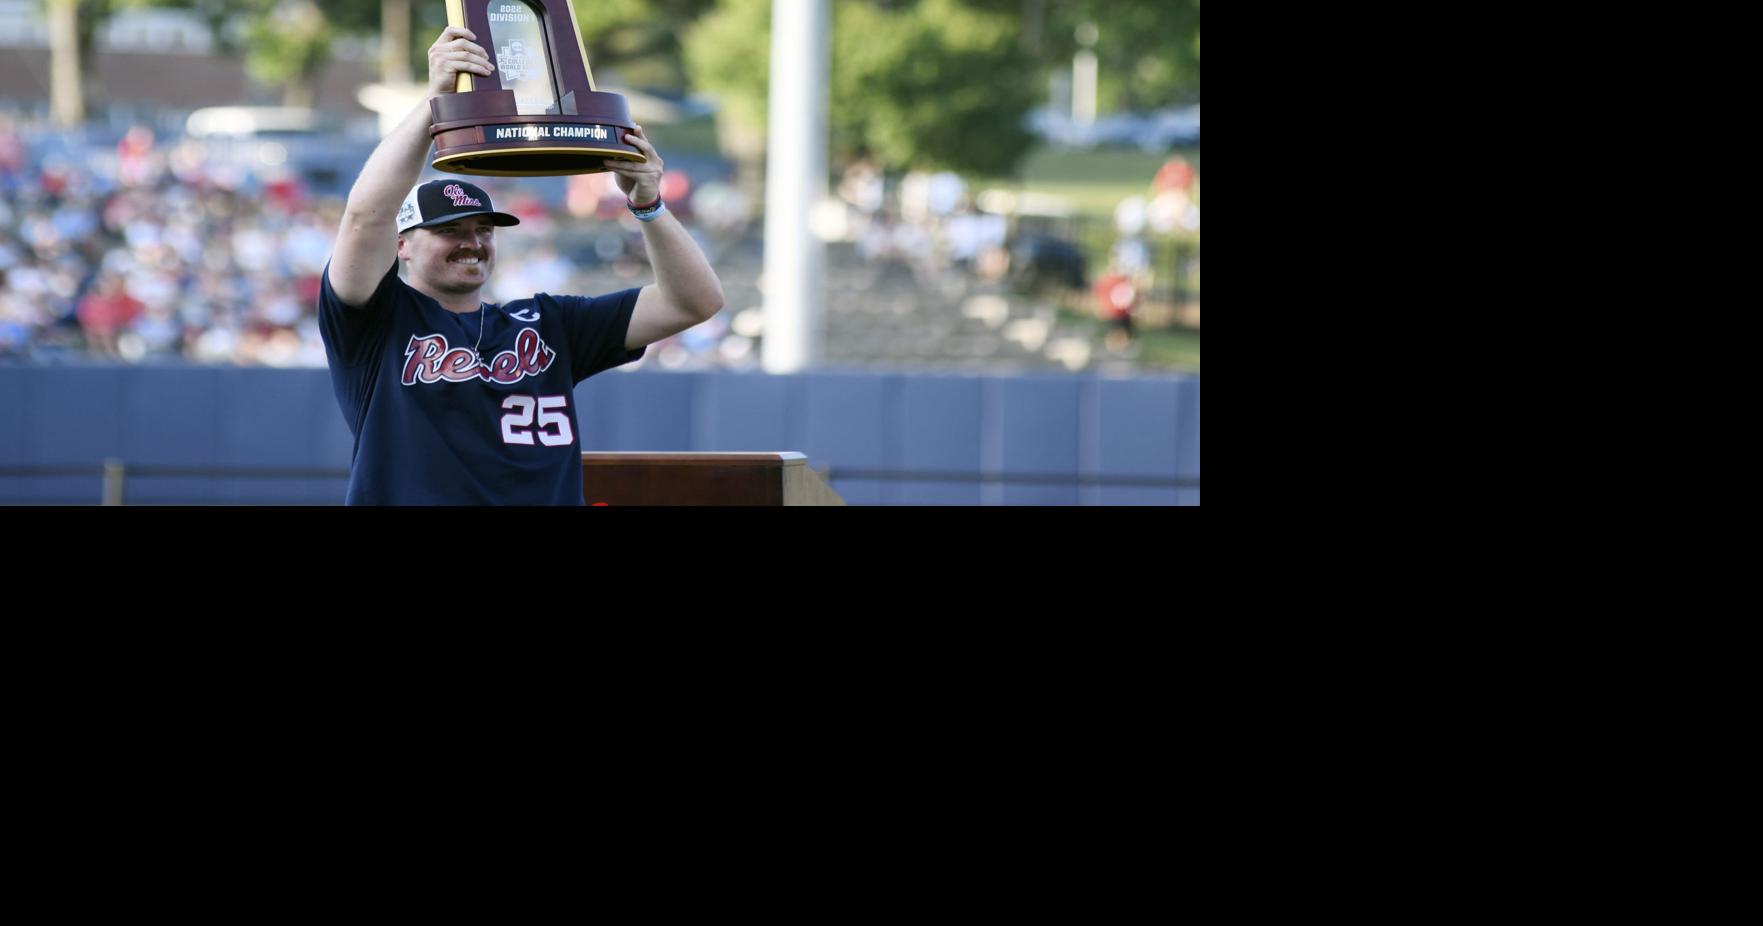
[0,365,1200,505]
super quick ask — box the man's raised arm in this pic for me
[328,27,494,306]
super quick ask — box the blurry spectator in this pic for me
[945,203,1006,271]
[1148,187,1199,235]
[1110,235,1151,276]
[837,156,884,216]
[0,116,25,183]
[1154,155,1195,194]
[77,273,144,357]
[1149,155,1199,235]
[493,243,572,304]
[283,214,333,277]
[690,180,751,238]
[927,172,964,218]
[261,167,307,212]
[859,210,932,281]
[659,169,693,220]
[120,302,183,362]
[1,287,38,357]
[117,125,158,188]
[1114,195,1148,237]
[566,170,631,221]
[900,170,965,224]
[1092,260,1139,353]
[501,189,554,235]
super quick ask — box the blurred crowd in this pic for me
[837,158,1012,285]
[1093,154,1201,345]
[835,152,1197,307]
[1,111,1198,371]
[0,114,754,369]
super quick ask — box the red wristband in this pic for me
[627,194,660,210]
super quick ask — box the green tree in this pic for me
[46,0,387,109]
[1040,0,1199,109]
[685,0,1038,178]
[233,1,382,106]
[400,0,714,93]
[572,0,716,91]
[240,2,335,107]
[830,0,1036,174]
[679,0,769,192]
[951,1,1200,109]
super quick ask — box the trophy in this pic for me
[429,0,644,176]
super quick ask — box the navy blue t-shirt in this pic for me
[319,260,644,505]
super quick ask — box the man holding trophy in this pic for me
[320,8,725,506]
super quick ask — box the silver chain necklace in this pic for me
[472,304,488,366]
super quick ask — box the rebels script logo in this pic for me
[443,184,483,208]
[402,327,556,385]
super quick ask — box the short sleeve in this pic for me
[319,259,398,369]
[549,288,646,382]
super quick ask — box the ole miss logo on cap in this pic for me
[399,180,519,233]
[443,184,483,208]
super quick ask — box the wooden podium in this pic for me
[581,452,846,506]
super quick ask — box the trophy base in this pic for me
[433,147,644,178]
[429,90,646,178]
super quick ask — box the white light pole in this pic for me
[762,0,830,373]
[1073,21,1098,128]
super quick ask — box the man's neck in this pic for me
[410,280,484,315]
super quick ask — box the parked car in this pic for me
[1025,104,1199,151]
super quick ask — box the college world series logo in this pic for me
[402,327,556,385]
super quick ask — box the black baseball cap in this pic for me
[396,180,521,234]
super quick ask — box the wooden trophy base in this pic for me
[430,90,646,178]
